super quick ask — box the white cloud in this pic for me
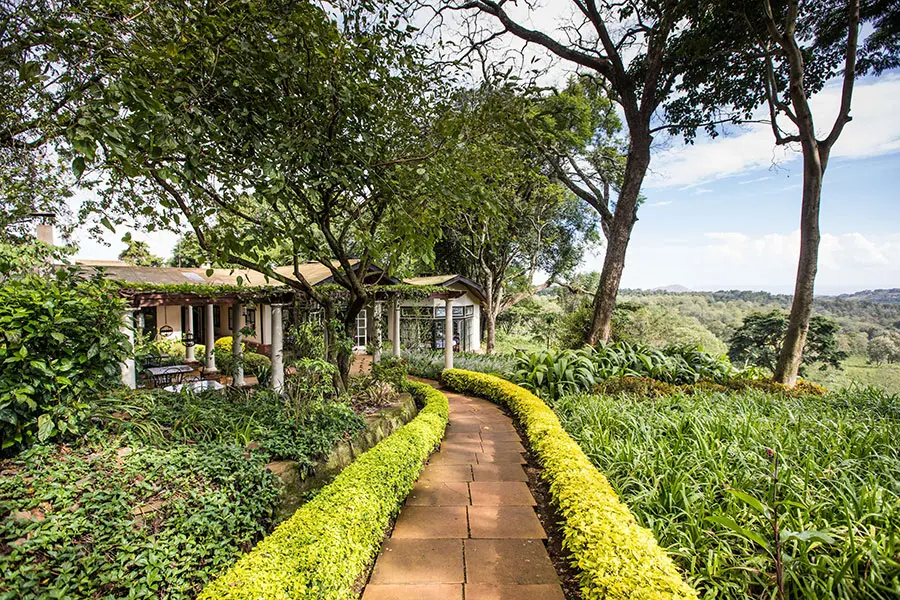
[647,200,673,207]
[584,229,900,294]
[647,75,900,188]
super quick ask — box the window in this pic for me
[213,306,221,328]
[452,306,465,317]
[245,308,256,332]
[354,311,367,348]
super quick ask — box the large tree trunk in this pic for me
[774,146,824,385]
[485,311,497,354]
[585,137,650,346]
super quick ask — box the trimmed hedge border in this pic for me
[441,369,698,600]
[199,380,448,600]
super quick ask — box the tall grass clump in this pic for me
[553,386,900,599]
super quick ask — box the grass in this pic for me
[553,387,900,599]
[808,354,900,394]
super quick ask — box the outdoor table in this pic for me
[145,364,193,377]
[164,379,226,394]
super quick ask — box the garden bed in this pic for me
[553,386,900,599]
[0,387,364,600]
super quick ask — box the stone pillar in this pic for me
[271,304,285,393]
[135,310,145,335]
[184,306,195,361]
[121,308,137,389]
[391,298,401,358]
[444,298,453,371]
[373,301,383,364]
[232,301,245,387]
[204,304,217,373]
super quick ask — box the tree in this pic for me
[432,83,599,353]
[118,238,162,267]
[168,234,206,268]
[728,310,847,373]
[675,0,900,385]
[868,333,900,364]
[439,1,734,346]
[70,0,447,387]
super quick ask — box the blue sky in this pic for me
[72,72,900,296]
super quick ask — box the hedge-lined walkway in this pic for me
[362,386,565,600]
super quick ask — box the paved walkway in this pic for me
[362,387,565,600]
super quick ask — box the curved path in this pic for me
[362,384,566,600]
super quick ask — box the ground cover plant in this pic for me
[0,387,364,599]
[553,386,900,599]
[404,348,516,380]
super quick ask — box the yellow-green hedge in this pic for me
[441,369,697,600]
[199,380,448,600]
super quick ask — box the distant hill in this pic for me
[650,284,692,293]
[836,289,900,304]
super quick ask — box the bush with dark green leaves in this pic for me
[0,269,130,451]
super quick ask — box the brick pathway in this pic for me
[363,388,566,600]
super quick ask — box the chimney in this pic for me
[36,223,54,245]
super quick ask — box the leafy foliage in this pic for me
[555,386,900,599]
[513,342,737,401]
[403,349,516,381]
[117,238,162,267]
[441,369,697,600]
[0,268,129,450]
[200,380,448,599]
[0,431,281,599]
[728,311,847,373]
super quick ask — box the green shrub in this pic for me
[441,369,697,600]
[513,342,738,401]
[0,270,130,450]
[214,347,272,378]
[199,379,448,599]
[371,357,408,389]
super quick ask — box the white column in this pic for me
[271,303,285,393]
[184,306,195,361]
[392,298,401,358]
[121,308,137,389]
[204,304,217,373]
[135,310,145,334]
[232,301,245,387]
[373,301,383,364]
[444,298,453,371]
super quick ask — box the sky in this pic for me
[69,9,900,296]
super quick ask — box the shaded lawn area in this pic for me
[0,388,363,600]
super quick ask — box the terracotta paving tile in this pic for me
[406,481,471,506]
[463,539,558,585]
[475,452,525,464]
[362,584,463,600]
[440,441,484,454]
[469,482,535,506]
[444,424,485,433]
[428,452,478,466]
[464,584,566,600]
[419,464,473,482]
[467,506,546,539]
[472,464,528,482]
[443,432,483,443]
[483,441,527,453]
[393,506,469,539]
[478,431,521,442]
[369,539,464,584]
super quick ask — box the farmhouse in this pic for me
[77,260,485,388]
